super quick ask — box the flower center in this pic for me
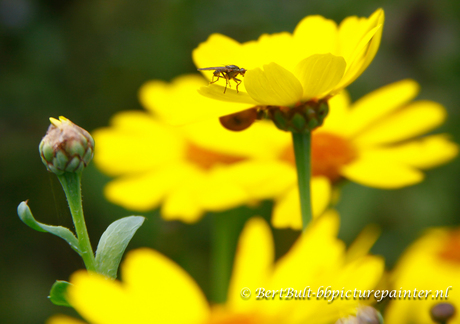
[281,131,357,181]
[438,230,460,265]
[186,142,246,170]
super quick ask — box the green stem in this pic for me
[291,132,313,231]
[58,172,96,271]
[210,213,235,304]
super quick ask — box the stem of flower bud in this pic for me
[58,172,97,271]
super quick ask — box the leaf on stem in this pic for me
[49,280,72,307]
[17,201,81,255]
[95,216,145,279]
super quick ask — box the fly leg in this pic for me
[233,77,242,93]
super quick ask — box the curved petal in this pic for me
[122,248,210,324]
[341,154,424,188]
[140,74,255,125]
[294,53,346,100]
[197,84,259,105]
[245,62,303,106]
[227,217,274,312]
[336,9,385,88]
[103,163,195,212]
[358,135,459,170]
[93,111,184,176]
[46,315,88,324]
[345,79,420,137]
[354,100,447,146]
[271,177,332,230]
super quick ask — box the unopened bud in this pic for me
[39,116,94,175]
[431,303,456,323]
[335,306,383,324]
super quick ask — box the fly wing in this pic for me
[197,67,223,71]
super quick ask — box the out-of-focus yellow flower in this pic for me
[94,74,333,223]
[272,79,458,229]
[385,228,460,324]
[47,211,384,324]
[157,9,383,126]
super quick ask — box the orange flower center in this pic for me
[438,230,460,264]
[186,142,246,170]
[281,131,357,181]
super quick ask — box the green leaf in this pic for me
[48,280,72,307]
[17,201,81,255]
[95,216,145,279]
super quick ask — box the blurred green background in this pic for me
[1,0,460,322]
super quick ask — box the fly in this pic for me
[197,65,247,94]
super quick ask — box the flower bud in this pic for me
[431,303,456,323]
[39,116,94,175]
[335,306,383,324]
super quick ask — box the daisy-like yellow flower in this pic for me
[272,79,458,229]
[385,227,460,324]
[157,9,383,129]
[47,212,384,324]
[94,74,333,223]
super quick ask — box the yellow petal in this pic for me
[271,210,343,288]
[294,53,346,100]
[231,161,296,200]
[240,32,296,71]
[122,248,210,324]
[345,79,420,137]
[271,177,332,230]
[227,217,274,312]
[161,175,205,223]
[46,315,87,324]
[103,163,196,211]
[244,62,303,106]
[359,135,459,170]
[195,166,249,211]
[193,33,249,72]
[336,9,384,88]
[354,100,447,146]
[341,154,424,188]
[68,271,131,324]
[184,119,291,160]
[140,74,255,124]
[346,224,381,263]
[197,84,259,105]
[320,90,352,135]
[293,15,339,58]
[93,111,184,176]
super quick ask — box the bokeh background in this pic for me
[1,0,459,322]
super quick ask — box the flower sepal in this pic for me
[266,100,329,133]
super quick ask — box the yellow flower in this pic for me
[272,79,458,229]
[47,212,384,324]
[94,74,309,223]
[385,228,460,324]
[159,9,383,126]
